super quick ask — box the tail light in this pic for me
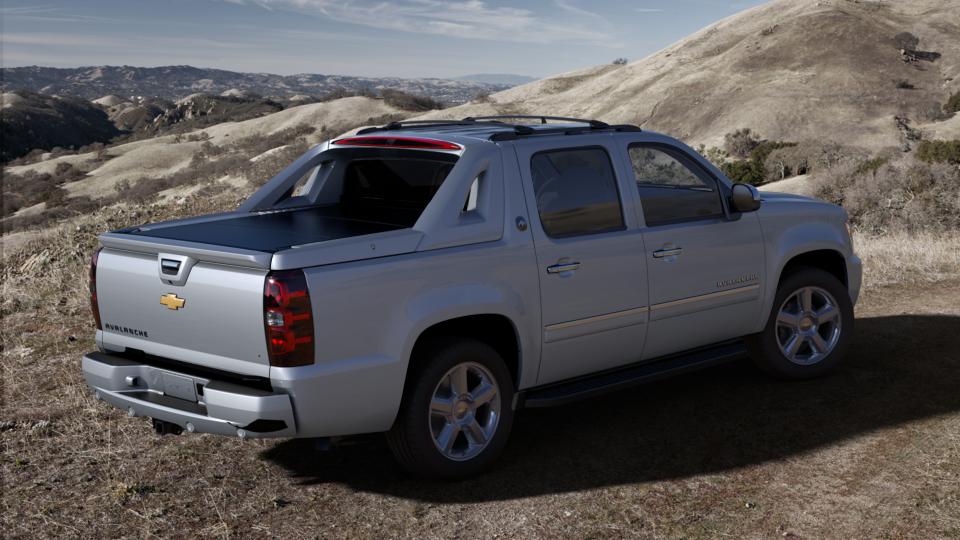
[331,136,462,151]
[263,270,314,367]
[90,248,102,330]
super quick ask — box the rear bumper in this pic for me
[82,352,296,438]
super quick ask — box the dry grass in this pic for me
[4,86,960,535]
[2,185,960,537]
[855,231,960,287]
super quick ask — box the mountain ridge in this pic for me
[0,65,510,105]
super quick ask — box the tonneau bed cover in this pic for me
[129,206,410,252]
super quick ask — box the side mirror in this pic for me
[731,183,761,213]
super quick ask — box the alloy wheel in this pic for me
[775,286,843,365]
[428,362,501,461]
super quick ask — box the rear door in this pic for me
[515,138,649,385]
[623,142,765,359]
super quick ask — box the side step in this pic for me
[519,341,747,408]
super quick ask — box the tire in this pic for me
[387,338,514,479]
[747,267,854,379]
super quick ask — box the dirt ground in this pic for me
[2,276,960,538]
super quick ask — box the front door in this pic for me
[516,142,649,385]
[625,143,765,359]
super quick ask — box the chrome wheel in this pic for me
[428,362,501,462]
[776,286,842,365]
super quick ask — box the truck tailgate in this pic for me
[96,248,271,377]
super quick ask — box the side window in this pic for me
[629,145,724,226]
[530,147,625,238]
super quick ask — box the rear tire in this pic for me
[747,267,853,379]
[387,338,514,479]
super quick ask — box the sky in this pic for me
[1,1,767,79]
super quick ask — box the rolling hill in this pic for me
[0,91,120,162]
[423,0,960,152]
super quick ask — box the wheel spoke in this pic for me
[435,423,460,453]
[463,419,488,446]
[471,382,497,406]
[777,310,801,328]
[783,333,803,358]
[430,396,454,417]
[814,304,838,323]
[801,288,814,312]
[809,332,829,354]
[450,365,470,396]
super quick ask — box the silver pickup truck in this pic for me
[83,116,861,478]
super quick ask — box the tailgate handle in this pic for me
[160,259,181,275]
[157,253,196,286]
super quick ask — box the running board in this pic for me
[519,341,747,408]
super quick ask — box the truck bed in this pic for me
[130,205,413,253]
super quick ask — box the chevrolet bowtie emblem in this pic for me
[160,293,186,310]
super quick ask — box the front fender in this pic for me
[756,212,854,332]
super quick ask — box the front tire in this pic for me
[387,338,514,479]
[747,267,854,379]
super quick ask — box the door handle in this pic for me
[652,248,683,258]
[547,262,581,274]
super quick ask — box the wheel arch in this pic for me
[407,314,522,390]
[755,224,853,333]
[777,249,848,288]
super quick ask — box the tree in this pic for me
[723,128,761,159]
[611,57,628,65]
[894,31,919,51]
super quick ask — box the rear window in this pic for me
[269,148,459,229]
[342,158,455,210]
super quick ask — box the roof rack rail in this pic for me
[488,123,641,141]
[352,115,641,141]
[463,115,609,128]
[356,119,478,135]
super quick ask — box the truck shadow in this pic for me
[262,314,960,502]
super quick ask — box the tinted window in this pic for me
[629,146,723,226]
[343,158,454,209]
[531,148,625,238]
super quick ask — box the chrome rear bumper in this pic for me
[82,352,295,438]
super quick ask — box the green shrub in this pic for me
[944,92,960,115]
[380,89,444,112]
[721,159,765,185]
[894,32,919,51]
[855,156,889,175]
[916,139,960,164]
[695,144,728,168]
[750,141,796,166]
[720,140,796,185]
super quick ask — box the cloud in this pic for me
[1,33,121,47]
[634,8,666,13]
[0,5,123,23]
[3,32,242,51]
[218,0,618,45]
